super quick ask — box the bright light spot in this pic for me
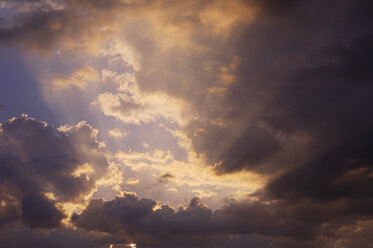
[108,243,136,248]
[43,192,56,200]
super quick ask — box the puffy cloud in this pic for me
[0,115,109,228]
[73,193,373,247]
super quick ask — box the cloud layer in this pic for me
[1,0,373,247]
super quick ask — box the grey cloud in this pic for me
[0,0,120,52]
[0,115,109,228]
[0,8,67,50]
[158,173,175,183]
[73,194,368,247]
[0,225,120,248]
[198,0,373,174]
[21,194,66,228]
[265,133,373,203]
[258,0,300,15]
[0,195,21,226]
[72,0,124,9]
[214,124,281,174]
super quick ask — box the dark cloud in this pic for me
[178,0,373,178]
[158,173,175,183]
[214,125,281,174]
[73,195,224,246]
[0,116,118,247]
[0,0,119,52]
[0,115,109,228]
[256,0,301,16]
[21,194,66,228]
[0,8,66,50]
[266,133,373,201]
[203,2,373,245]
[72,0,124,9]
[73,194,373,247]
[0,195,21,226]
[0,225,120,248]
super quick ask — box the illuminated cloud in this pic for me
[93,68,190,125]
[94,91,187,125]
[51,66,99,90]
[108,128,128,139]
[112,146,267,208]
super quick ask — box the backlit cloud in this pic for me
[0,115,110,227]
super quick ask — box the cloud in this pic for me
[1,0,373,247]
[108,128,128,138]
[112,147,264,209]
[0,195,21,227]
[265,133,373,202]
[0,0,65,13]
[0,114,109,228]
[178,0,373,176]
[158,173,174,184]
[0,0,116,53]
[73,193,373,247]
[51,66,99,90]
[93,81,188,125]
[0,225,120,248]
[21,194,66,228]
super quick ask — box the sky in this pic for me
[0,0,372,247]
